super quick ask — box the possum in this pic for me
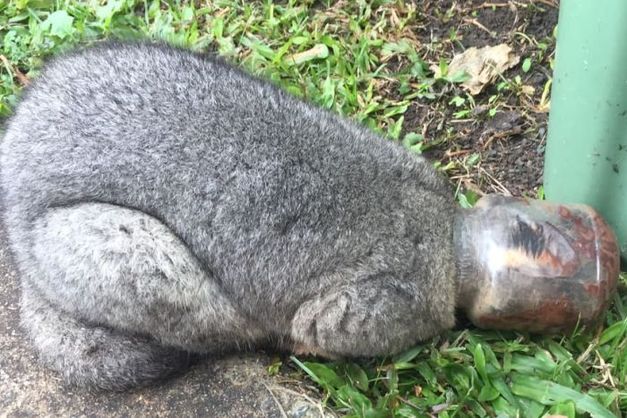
[0,42,457,390]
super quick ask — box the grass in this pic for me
[1,1,625,417]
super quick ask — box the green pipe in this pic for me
[544,0,627,258]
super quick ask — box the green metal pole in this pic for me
[544,0,627,258]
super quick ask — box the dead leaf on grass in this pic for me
[431,44,520,95]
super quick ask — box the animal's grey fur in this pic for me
[0,42,457,391]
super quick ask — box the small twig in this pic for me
[576,328,602,364]
[397,396,423,411]
[532,0,558,8]
[480,167,511,195]
[262,382,289,418]
[595,350,616,388]
[481,126,524,149]
[462,17,495,37]
[421,117,432,138]
[476,2,510,8]
[462,179,486,196]
[444,149,471,158]
[450,173,473,182]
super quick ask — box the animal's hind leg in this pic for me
[20,283,193,391]
[19,203,261,389]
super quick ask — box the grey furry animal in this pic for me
[0,42,457,391]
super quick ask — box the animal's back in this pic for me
[1,42,455,322]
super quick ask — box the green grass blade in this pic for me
[510,374,615,418]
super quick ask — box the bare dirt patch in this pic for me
[405,0,558,196]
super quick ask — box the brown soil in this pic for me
[404,0,559,197]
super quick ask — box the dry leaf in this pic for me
[431,44,520,95]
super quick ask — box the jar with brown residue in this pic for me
[454,195,620,333]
